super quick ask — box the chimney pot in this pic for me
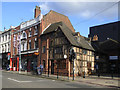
[34,6,41,18]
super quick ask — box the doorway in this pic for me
[51,60,54,74]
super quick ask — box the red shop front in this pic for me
[10,57,19,71]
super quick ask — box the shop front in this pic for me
[21,52,38,73]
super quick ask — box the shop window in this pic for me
[42,46,46,53]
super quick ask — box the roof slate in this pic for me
[42,21,94,51]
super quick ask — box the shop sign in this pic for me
[109,56,118,60]
[13,35,17,47]
[34,52,39,55]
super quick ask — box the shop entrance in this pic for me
[51,60,54,74]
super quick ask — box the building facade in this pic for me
[89,21,120,75]
[9,6,76,73]
[40,22,95,76]
[0,26,15,69]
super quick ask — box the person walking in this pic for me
[40,64,43,75]
[37,65,40,75]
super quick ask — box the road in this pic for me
[2,71,112,88]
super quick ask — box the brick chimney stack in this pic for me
[34,6,41,18]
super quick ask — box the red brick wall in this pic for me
[42,10,75,33]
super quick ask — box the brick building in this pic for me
[10,6,76,72]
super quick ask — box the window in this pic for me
[29,28,32,37]
[8,44,10,52]
[2,36,4,41]
[23,33,26,37]
[34,26,38,35]
[42,46,46,53]
[22,43,24,51]
[2,45,4,52]
[34,38,38,49]
[29,41,31,50]
[82,50,87,55]
[5,45,6,52]
[54,47,62,54]
[6,35,7,41]
[8,33,10,40]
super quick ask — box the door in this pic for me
[51,60,54,74]
[87,62,91,74]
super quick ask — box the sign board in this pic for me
[13,35,17,47]
[109,56,118,60]
[34,52,39,55]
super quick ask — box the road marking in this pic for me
[8,78,20,83]
[7,78,32,83]
[52,80,55,81]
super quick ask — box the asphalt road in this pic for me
[2,71,111,88]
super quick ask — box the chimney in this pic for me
[93,35,98,41]
[34,6,41,18]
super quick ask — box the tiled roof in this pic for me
[41,21,94,51]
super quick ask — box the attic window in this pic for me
[82,50,87,55]
[75,36,80,42]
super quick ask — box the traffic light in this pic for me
[69,48,76,62]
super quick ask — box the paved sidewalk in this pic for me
[2,70,120,88]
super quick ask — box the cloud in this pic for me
[39,2,118,20]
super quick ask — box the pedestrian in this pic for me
[40,64,43,75]
[37,65,40,75]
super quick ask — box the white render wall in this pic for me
[0,30,11,53]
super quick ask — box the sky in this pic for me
[1,0,119,37]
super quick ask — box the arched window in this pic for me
[21,31,27,39]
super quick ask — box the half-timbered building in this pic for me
[40,22,95,76]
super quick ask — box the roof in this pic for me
[91,38,120,53]
[99,38,120,50]
[90,20,120,28]
[41,21,94,51]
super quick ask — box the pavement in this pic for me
[1,70,120,89]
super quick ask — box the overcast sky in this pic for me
[1,0,119,37]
